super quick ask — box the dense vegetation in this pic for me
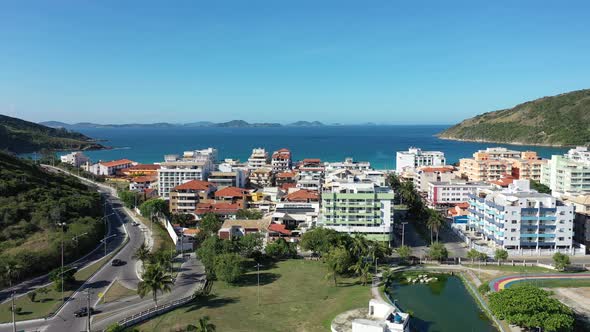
[0,114,105,154]
[0,152,103,286]
[438,89,590,146]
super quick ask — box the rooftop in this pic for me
[100,159,135,167]
[215,186,249,198]
[173,179,214,191]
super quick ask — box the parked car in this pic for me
[132,221,139,226]
[74,307,95,317]
[111,259,125,266]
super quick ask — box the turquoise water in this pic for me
[56,125,567,169]
[387,275,496,332]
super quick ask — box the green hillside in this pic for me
[0,114,105,154]
[0,152,103,285]
[438,89,590,146]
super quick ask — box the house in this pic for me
[271,148,292,172]
[120,164,161,177]
[217,218,272,240]
[195,201,242,220]
[249,167,274,188]
[129,175,157,191]
[60,152,89,167]
[267,223,298,242]
[214,186,249,203]
[169,180,216,215]
[275,171,298,188]
[89,159,137,176]
[284,189,319,203]
[396,147,445,173]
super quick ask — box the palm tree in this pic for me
[195,316,216,332]
[426,210,443,244]
[4,262,22,287]
[350,235,369,261]
[133,243,152,263]
[137,264,174,306]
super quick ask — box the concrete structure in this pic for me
[395,147,445,173]
[248,148,269,170]
[89,159,137,176]
[332,299,409,332]
[249,167,273,188]
[157,150,216,198]
[467,180,574,251]
[60,151,89,167]
[427,180,492,207]
[271,148,292,172]
[541,147,590,196]
[169,180,216,215]
[570,195,590,253]
[129,175,157,192]
[321,181,395,242]
[326,158,372,171]
[412,166,457,192]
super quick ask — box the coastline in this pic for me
[436,135,574,148]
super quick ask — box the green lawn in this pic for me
[0,253,115,323]
[462,264,554,274]
[101,281,137,304]
[132,259,372,332]
[518,279,590,288]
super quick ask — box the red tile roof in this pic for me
[173,180,214,191]
[419,166,455,173]
[195,202,241,215]
[215,187,249,198]
[285,189,319,202]
[133,175,157,183]
[491,175,516,187]
[281,183,297,190]
[123,164,160,171]
[302,158,321,163]
[276,171,297,178]
[268,223,292,235]
[100,159,135,167]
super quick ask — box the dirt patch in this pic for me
[549,287,590,318]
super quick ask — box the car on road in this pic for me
[111,259,125,266]
[74,307,95,317]
[132,221,140,226]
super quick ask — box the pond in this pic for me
[386,273,497,332]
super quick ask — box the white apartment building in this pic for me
[88,159,137,176]
[157,150,216,198]
[60,151,90,167]
[542,147,590,196]
[248,148,269,170]
[271,148,292,172]
[427,180,492,207]
[320,179,395,242]
[396,147,445,173]
[325,158,372,171]
[296,159,324,192]
[412,166,457,192]
[467,180,574,251]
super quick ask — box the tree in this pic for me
[187,316,216,332]
[265,238,296,259]
[300,228,340,257]
[552,252,570,271]
[494,249,508,265]
[530,180,552,194]
[27,291,37,303]
[467,249,481,264]
[3,261,21,287]
[49,267,77,291]
[196,236,233,277]
[238,233,264,258]
[105,323,126,332]
[214,253,245,284]
[133,242,152,263]
[139,199,168,219]
[137,264,174,306]
[118,190,139,209]
[427,242,448,262]
[426,209,444,243]
[324,246,352,286]
[396,245,411,262]
[171,213,195,227]
[387,173,402,196]
[489,285,574,331]
[236,209,263,220]
[199,213,223,236]
[150,249,176,272]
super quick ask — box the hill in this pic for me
[214,120,282,128]
[0,152,103,284]
[438,89,590,146]
[288,121,324,127]
[1,114,106,154]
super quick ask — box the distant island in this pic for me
[40,119,328,129]
[438,89,590,147]
[1,114,107,154]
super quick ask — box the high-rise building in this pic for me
[542,147,590,196]
[157,149,216,198]
[459,148,545,182]
[271,148,292,173]
[248,148,269,170]
[396,147,445,173]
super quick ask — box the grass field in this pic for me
[132,259,372,332]
[462,264,554,274]
[101,281,137,304]
[517,279,590,289]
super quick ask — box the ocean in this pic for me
[61,125,567,170]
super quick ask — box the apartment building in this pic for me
[248,148,269,170]
[569,195,590,253]
[157,150,216,198]
[169,180,216,215]
[325,158,371,171]
[541,147,590,196]
[427,180,492,207]
[467,180,574,251]
[129,175,157,192]
[320,181,395,242]
[296,159,324,191]
[88,159,137,176]
[412,166,457,192]
[60,151,89,167]
[271,148,292,172]
[459,148,545,182]
[396,147,445,173]
[249,167,274,188]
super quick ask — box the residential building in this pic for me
[284,189,320,203]
[467,180,574,251]
[459,148,545,182]
[157,151,216,198]
[249,167,274,188]
[275,171,298,188]
[510,152,546,181]
[60,151,89,167]
[459,159,512,183]
[169,180,216,215]
[395,147,445,173]
[120,164,161,177]
[569,195,590,253]
[195,201,242,220]
[217,218,272,240]
[208,171,242,189]
[412,166,457,192]
[248,148,269,170]
[274,201,320,228]
[296,158,324,191]
[214,186,249,203]
[271,148,292,172]
[427,180,492,207]
[541,147,590,196]
[325,157,371,171]
[217,162,248,187]
[320,181,395,242]
[129,175,157,192]
[89,159,137,176]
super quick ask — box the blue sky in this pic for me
[1,1,589,124]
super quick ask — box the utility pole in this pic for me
[11,292,16,332]
[86,289,92,332]
[401,222,408,247]
[56,221,67,303]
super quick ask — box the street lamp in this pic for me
[56,222,67,303]
[72,232,89,248]
[99,213,115,235]
[57,266,77,304]
[401,222,408,247]
[101,234,117,257]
